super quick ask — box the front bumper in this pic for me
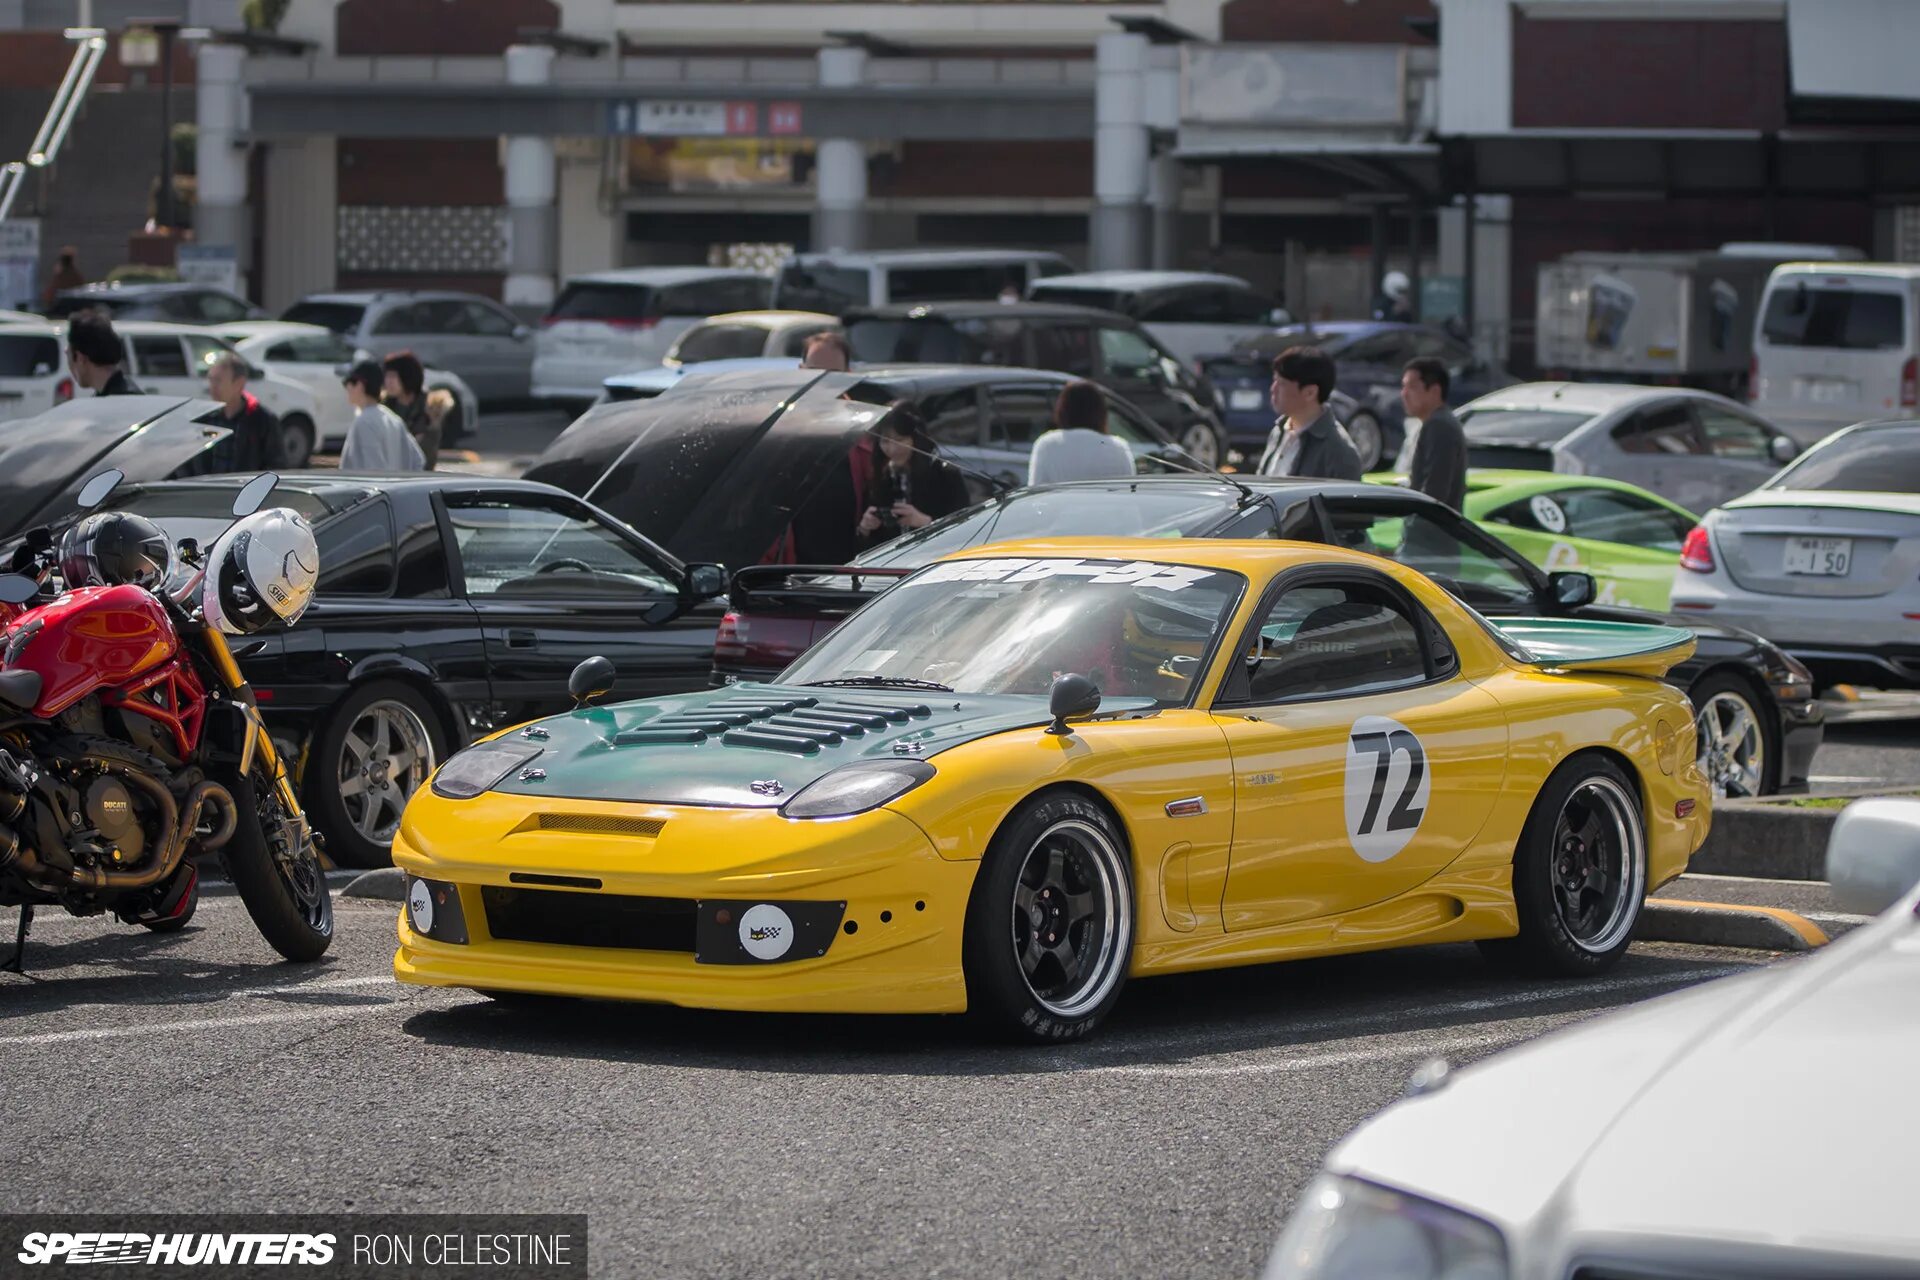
[392,788,977,1014]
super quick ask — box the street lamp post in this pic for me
[122,18,181,230]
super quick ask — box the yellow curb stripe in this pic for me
[1647,897,1830,947]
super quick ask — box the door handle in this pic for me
[506,629,538,650]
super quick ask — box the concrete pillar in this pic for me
[1093,31,1150,271]
[1144,43,1182,271]
[1148,152,1182,271]
[503,44,557,309]
[814,45,868,253]
[194,42,248,271]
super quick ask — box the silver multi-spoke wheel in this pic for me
[1008,818,1130,1020]
[1696,690,1766,799]
[336,699,436,844]
[1179,423,1222,470]
[1346,412,1383,471]
[1549,775,1645,955]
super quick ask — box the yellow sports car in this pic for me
[393,539,1710,1042]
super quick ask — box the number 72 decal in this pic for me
[1344,715,1432,862]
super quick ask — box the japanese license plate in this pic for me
[1783,536,1851,576]
[1228,389,1263,411]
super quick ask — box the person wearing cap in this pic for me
[66,309,142,397]
[339,359,424,473]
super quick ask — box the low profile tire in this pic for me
[1345,411,1384,472]
[962,792,1134,1043]
[222,757,333,962]
[1689,672,1776,799]
[1480,753,1646,978]
[311,681,447,869]
[1177,420,1225,471]
[280,414,316,468]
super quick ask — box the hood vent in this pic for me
[512,813,667,839]
[604,694,937,756]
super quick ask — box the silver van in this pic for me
[771,249,1073,313]
[1752,262,1920,443]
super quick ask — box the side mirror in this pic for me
[568,655,616,708]
[0,574,40,605]
[76,469,124,510]
[512,324,533,342]
[1044,672,1102,737]
[685,562,727,600]
[1770,435,1800,464]
[1549,570,1596,609]
[1268,307,1292,326]
[1827,797,1920,915]
[232,472,278,517]
[248,363,268,381]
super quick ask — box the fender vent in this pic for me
[511,813,666,839]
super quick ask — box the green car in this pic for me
[1366,470,1700,611]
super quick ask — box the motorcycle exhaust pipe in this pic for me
[193,782,238,853]
[0,820,20,872]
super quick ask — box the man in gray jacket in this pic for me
[1257,346,1363,482]
[1398,356,1467,509]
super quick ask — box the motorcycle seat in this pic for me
[0,668,42,710]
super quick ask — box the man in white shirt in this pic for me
[339,360,425,473]
[1028,380,1135,486]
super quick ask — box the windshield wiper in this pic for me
[801,676,956,692]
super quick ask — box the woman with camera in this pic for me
[855,405,972,552]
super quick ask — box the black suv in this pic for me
[842,301,1228,468]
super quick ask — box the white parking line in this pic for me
[1086,1028,1531,1078]
[0,980,452,1048]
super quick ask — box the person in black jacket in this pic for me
[1399,355,1467,510]
[66,309,142,396]
[855,405,972,552]
[1256,346,1363,481]
[203,352,289,472]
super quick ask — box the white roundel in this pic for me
[738,903,795,961]
[1344,716,1432,863]
[1529,494,1569,534]
[407,878,435,935]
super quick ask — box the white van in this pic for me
[770,249,1073,314]
[1751,262,1920,442]
[531,267,772,405]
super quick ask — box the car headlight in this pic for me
[1264,1175,1508,1280]
[429,742,543,800]
[779,760,935,819]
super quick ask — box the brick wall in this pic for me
[874,141,1092,200]
[337,0,560,57]
[1222,0,1434,43]
[1512,17,1787,130]
[0,30,196,91]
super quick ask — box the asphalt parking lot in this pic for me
[1,885,1777,1279]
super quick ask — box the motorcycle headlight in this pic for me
[1264,1175,1508,1280]
[780,760,935,820]
[429,742,543,800]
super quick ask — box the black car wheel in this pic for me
[963,792,1133,1043]
[1480,753,1645,977]
[281,414,316,468]
[312,681,447,868]
[1345,410,1384,472]
[1689,672,1776,799]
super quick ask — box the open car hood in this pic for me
[523,369,887,571]
[0,396,229,541]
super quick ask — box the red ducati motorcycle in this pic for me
[0,470,332,970]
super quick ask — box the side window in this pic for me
[1097,326,1162,378]
[158,293,200,321]
[264,341,298,362]
[674,323,767,364]
[1612,403,1703,455]
[1232,579,1432,704]
[778,324,836,358]
[1557,488,1693,551]
[1102,394,1158,444]
[920,391,982,447]
[445,497,678,598]
[1694,404,1774,461]
[396,512,450,599]
[372,303,426,336]
[986,389,1057,448]
[315,500,397,596]
[1138,287,1214,324]
[182,334,231,376]
[1487,490,1572,536]
[422,299,473,334]
[463,301,517,338]
[290,333,356,363]
[1322,503,1539,611]
[194,292,250,324]
[131,336,189,378]
[1029,324,1096,377]
[1342,332,1411,365]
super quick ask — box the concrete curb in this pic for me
[340,867,407,901]
[1688,801,1837,880]
[1638,898,1829,952]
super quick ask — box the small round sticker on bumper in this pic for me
[738,903,795,961]
[407,878,435,935]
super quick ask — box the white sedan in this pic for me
[659,309,839,369]
[218,321,479,465]
[1266,798,1920,1280]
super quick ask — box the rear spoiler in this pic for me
[1492,617,1697,680]
[729,564,913,612]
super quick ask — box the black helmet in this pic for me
[58,511,175,591]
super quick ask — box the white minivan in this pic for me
[1751,262,1920,443]
[770,249,1073,314]
[531,267,772,406]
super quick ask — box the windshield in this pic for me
[1769,425,1920,494]
[1459,407,1591,444]
[281,302,367,334]
[853,485,1244,570]
[780,556,1243,707]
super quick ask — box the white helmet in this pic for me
[202,508,319,636]
[1382,270,1411,301]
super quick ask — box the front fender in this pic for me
[346,652,437,685]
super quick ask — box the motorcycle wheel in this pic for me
[222,757,333,962]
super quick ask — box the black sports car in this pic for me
[0,397,235,541]
[719,475,1822,799]
[105,471,727,866]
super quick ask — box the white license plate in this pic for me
[1228,389,1263,411]
[1783,536,1852,576]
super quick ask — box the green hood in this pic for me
[487,683,1154,808]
